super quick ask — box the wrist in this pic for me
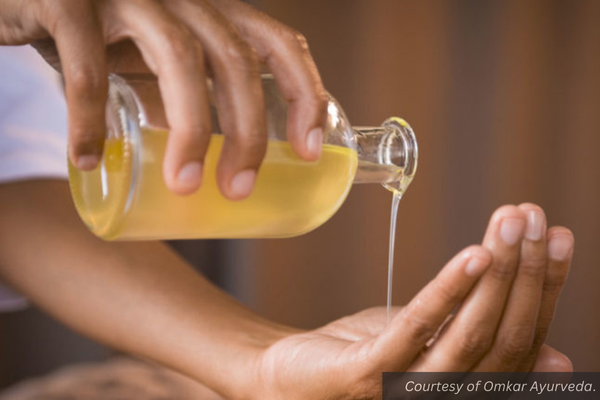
[191,319,300,400]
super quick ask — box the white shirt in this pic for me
[0,45,68,311]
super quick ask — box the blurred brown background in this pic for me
[249,0,600,371]
[1,0,599,391]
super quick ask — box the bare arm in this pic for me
[0,179,292,399]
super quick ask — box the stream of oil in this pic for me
[384,173,413,324]
[387,191,402,323]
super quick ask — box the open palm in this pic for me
[252,205,574,399]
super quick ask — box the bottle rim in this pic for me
[68,74,141,240]
[108,74,143,226]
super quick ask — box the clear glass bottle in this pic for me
[68,74,417,240]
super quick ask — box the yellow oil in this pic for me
[70,129,358,240]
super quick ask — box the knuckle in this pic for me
[283,28,311,54]
[431,278,462,304]
[231,121,266,141]
[44,0,90,17]
[68,66,106,100]
[230,129,267,162]
[543,275,567,294]
[489,260,516,283]
[162,27,199,65]
[495,328,534,364]
[458,329,494,359]
[222,39,259,71]
[518,256,547,278]
[403,310,438,345]
[310,90,329,112]
[43,0,99,35]
[297,85,328,121]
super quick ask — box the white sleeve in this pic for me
[0,45,68,184]
[0,46,69,312]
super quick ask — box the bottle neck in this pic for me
[353,118,418,193]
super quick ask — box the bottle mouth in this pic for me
[382,117,418,176]
[353,117,418,194]
[380,117,418,194]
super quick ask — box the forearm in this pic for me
[0,180,293,398]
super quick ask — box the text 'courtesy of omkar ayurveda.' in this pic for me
[383,372,599,399]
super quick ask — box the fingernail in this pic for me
[75,154,100,170]
[525,209,544,241]
[306,127,323,157]
[500,218,525,245]
[465,255,488,277]
[177,161,202,191]
[230,169,256,199]
[548,235,573,261]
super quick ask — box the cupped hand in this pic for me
[248,204,573,399]
[0,0,326,198]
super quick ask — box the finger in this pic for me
[371,245,492,372]
[0,1,49,45]
[43,0,108,170]
[474,203,548,371]
[209,0,327,161]
[531,344,573,373]
[418,205,526,371]
[164,0,266,200]
[518,227,574,371]
[116,1,211,195]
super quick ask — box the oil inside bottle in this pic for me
[70,129,358,240]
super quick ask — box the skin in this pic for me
[0,181,574,399]
[0,0,328,199]
[0,1,575,397]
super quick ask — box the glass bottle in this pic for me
[68,74,418,240]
